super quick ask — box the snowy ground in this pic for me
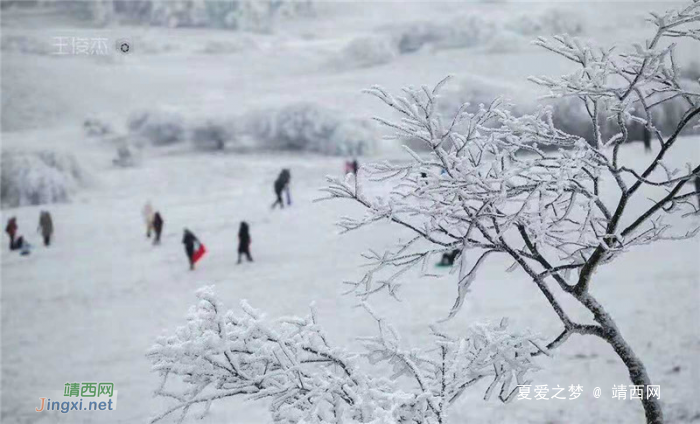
[2,2,699,424]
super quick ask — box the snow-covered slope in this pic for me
[2,139,699,423]
[2,1,699,423]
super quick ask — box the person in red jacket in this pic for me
[237,221,253,264]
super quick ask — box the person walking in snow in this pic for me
[237,221,253,264]
[643,126,652,153]
[152,212,164,245]
[182,229,201,270]
[5,217,17,249]
[37,211,54,247]
[281,168,292,205]
[143,201,155,238]
[271,169,292,209]
[352,159,359,175]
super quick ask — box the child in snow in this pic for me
[271,169,292,209]
[153,212,164,245]
[237,221,253,264]
[143,201,155,238]
[182,229,200,270]
[37,211,54,246]
[19,238,32,256]
[5,217,17,249]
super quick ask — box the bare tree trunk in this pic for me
[604,329,663,424]
[577,292,663,424]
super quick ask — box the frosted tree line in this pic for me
[1,0,314,31]
[148,2,700,423]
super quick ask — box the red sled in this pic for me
[193,243,207,264]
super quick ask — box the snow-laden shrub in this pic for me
[111,138,143,168]
[387,14,496,54]
[83,116,114,137]
[439,77,698,147]
[433,14,498,50]
[149,0,209,28]
[544,95,699,143]
[127,109,186,146]
[1,150,89,208]
[111,0,313,31]
[331,35,397,69]
[247,103,376,156]
[149,286,543,424]
[190,118,235,150]
[505,8,585,37]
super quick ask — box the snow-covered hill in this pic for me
[2,1,699,423]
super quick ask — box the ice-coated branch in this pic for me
[149,287,544,424]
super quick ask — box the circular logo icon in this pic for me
[115,39,132,55]
[593,387,601,398]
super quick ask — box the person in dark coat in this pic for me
[352,159,359,175]
[695,176,700,209]
[182,229,199,270]
[281,168,291,205]
[5,217,17,249]
[37,211,54,246]
[271,169,292,209]
[237,221,253,264]
[439,249,460,266]
[152,212,164,245]
[643,127,652,153]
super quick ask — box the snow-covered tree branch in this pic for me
[320,2,700,423]
[148,286,543,424]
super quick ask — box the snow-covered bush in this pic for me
[83,116,114,137]
[190,118,235,150]
[110,0,314,31]
[247,103,375,156]
[331,35,397,69]
[112,0,154,22]
[127,109,186,146]
[112,139,142,167]
[149,0,209,28]
[1,150,89,208]
[149,286,543,424]
[439,78,697,148]
[388,15,496,54]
